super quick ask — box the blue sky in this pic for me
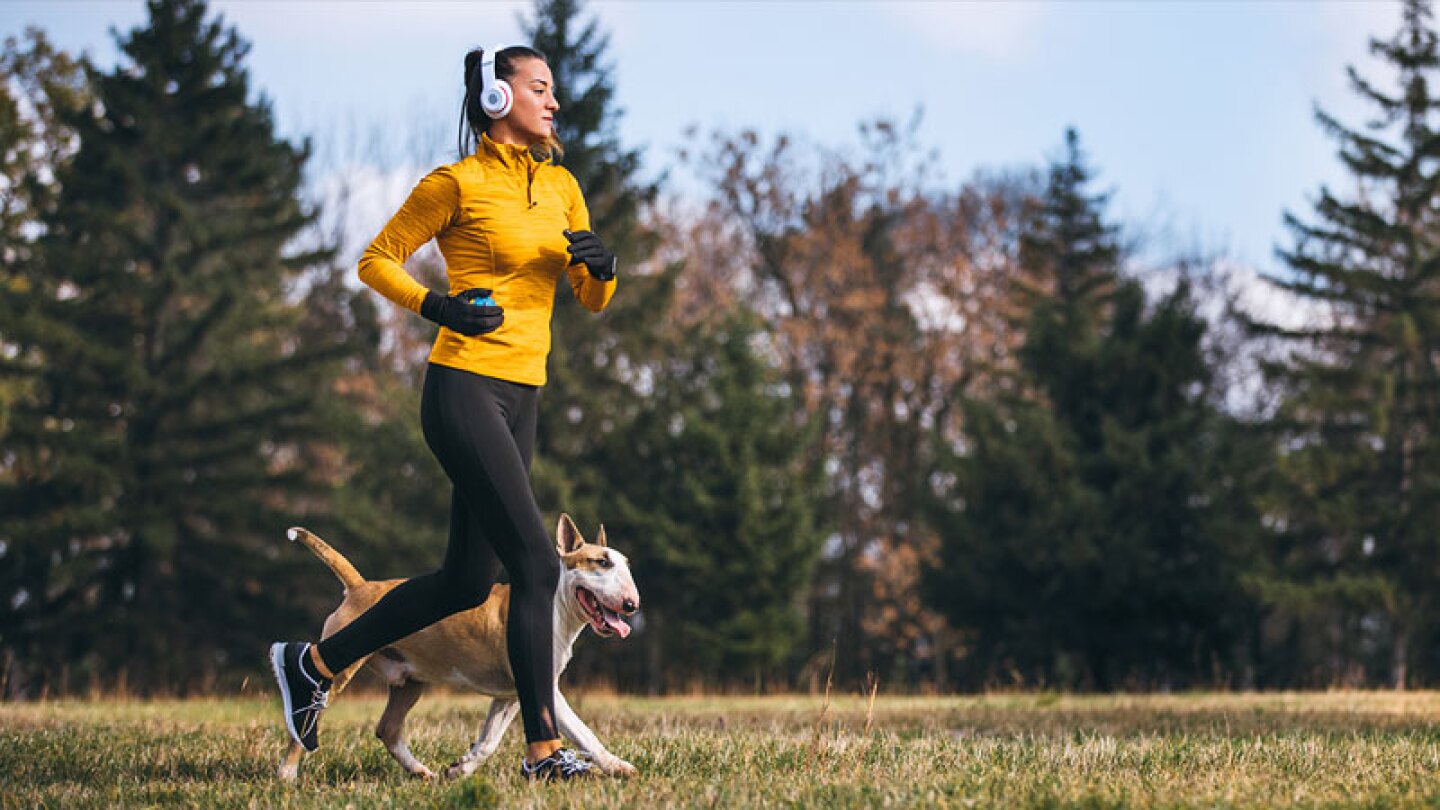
[3,1,1405,276]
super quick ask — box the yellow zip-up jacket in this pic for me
[358,133,616,386]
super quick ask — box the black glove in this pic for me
[563,229,617,281]
[420,288,504,336]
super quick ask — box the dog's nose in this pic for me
[622,597,638,615]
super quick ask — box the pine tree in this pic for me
[1016,128,1121,438]
[587,309,822,688]
[0,29,92,697]
[518,0,677,686]
[1247,0,1440,688]
[924,130,1251,689]
[519,0,660,419]
[0,0,361,694]
[521,0,654,253]
[520,0,661,491]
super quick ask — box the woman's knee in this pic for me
[512,547,560,596]
[435,569,494,614]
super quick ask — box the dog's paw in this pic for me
[277,748,303,782]
[408,764,437,781]
[603,757,638,778]
[444,759,476,781]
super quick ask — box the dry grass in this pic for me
[4,691,1440,808]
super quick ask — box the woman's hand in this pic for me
[420,288,504,336]
[564,229,617,281]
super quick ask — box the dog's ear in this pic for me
[595,524,608,548]
[556,512,585,554]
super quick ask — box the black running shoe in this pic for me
[519,748,598,781]
[270,641,331,752]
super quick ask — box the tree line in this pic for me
[2,0,1438,697]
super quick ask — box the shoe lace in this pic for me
[297,685,329,735]
[523,749,593,778]
[297,651,331,713]
[554,749,593,775]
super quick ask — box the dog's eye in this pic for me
[596,556,612,568]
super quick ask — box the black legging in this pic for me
[316,363,560,743]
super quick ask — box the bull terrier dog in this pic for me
[276,514,640,781]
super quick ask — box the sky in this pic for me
[1,0,1407,279]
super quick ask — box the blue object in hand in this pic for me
[471,295,497,308]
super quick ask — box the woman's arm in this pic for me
[563,174,617,313]
[358,166,460,313]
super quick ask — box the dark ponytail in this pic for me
[456,45,562,162]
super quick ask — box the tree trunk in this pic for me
[1392,622,1408,691]
[933,627,950,693]
[645,609,663,696]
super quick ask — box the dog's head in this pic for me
[556,513,640,639]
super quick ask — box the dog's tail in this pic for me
[287,527,365,590]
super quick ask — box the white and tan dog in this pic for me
[277,514,640,781]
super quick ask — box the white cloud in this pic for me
[885,1,1048,62]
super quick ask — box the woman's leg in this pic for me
[417,365,561,745]
[493,373,568,758]
[272,371,505,754]
[314,364,509,673]
[314,488,501,673]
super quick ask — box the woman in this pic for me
[271,44,618,782]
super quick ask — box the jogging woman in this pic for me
[270,44,617,782]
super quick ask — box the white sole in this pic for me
[270,643,309,750]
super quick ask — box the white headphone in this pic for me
[479,44,513,119]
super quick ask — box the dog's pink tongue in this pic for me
[601,606,631,639]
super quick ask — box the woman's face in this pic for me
[490,57,559,146]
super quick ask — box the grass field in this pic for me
[4,690,1440,808]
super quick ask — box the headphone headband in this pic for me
[481,44,505,95]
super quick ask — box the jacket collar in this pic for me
[480,132,538,170]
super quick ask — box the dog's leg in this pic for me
[376,679,433,780]
[553,688,637,777]
[278,739,305,781]
[444,697,520,779]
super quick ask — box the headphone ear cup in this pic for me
[482,80,513,119]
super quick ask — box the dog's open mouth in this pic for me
[576,587,631,639]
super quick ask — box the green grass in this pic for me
[4,690,1440,808]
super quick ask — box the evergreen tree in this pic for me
[0,0,360,694]
[1247,0,1440,688]
[924,130,1251,689]
[280,255,449,588]
[520,0,661,493]
[0,29,92,696]
[588,308,822,689]
[518,0,674,686]
[521,0,655,252]
[519,0,661,481]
